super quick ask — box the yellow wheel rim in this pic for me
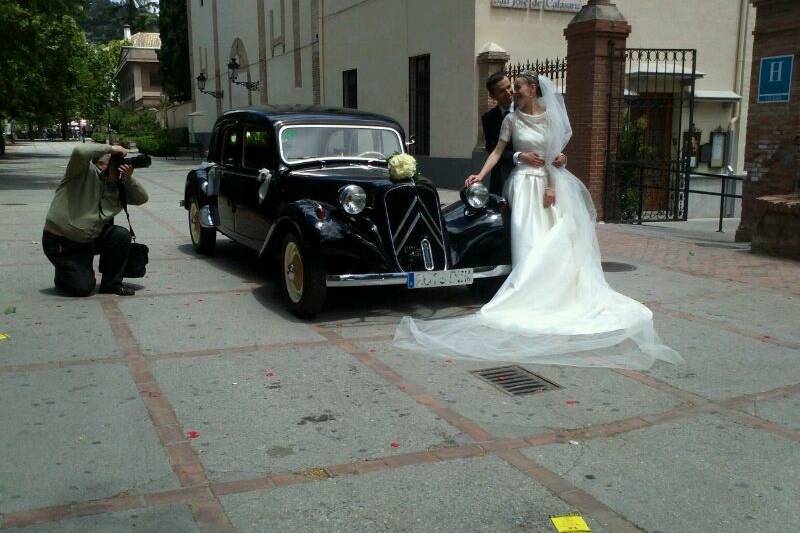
[284,241,304,304]
[189,201,201,245]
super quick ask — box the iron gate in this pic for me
[605,47,697,222]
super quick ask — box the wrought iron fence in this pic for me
[605,47,697,222]
[505,57,567,94]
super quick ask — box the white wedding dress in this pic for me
[393,77,682,370]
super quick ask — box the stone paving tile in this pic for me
[660,288,800,344]
[0,365,178,514]
[152,345,462,483]
[220,456,612,533]
[4,504,198,533]
[524,413,800,533]
[361,339,681,438]
[0,299,121,365]
[598,226,800,295]
[737,395,800,432]
[601,261,743,305]
[644,312,800,401]
[118,290,323,354]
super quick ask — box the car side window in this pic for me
[221,125,241,167]
[243,128,272,170]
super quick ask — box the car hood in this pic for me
[288,164,392,184]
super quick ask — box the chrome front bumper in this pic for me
[325,265,511,288]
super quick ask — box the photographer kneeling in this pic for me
[42,145,148,296]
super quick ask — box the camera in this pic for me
[109,153,152,170]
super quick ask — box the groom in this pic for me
[482,72,566,202]
[482,72,544,196]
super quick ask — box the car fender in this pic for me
[258,200,391,270]
[184,167,214,209]
[258,200,329,258]
[443,198,510,268]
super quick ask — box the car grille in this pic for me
[384,184,447,272]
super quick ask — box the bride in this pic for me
[393,72,682,370]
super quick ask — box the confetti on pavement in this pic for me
[550,512,591,532]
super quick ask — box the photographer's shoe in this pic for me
[99,283,135,296]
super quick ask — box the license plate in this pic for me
[407,268,474,289]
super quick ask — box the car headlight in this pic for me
[465,182,489,209]
[338,184,366,215]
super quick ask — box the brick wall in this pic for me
[735,0,800,241]
[564,15,630,221]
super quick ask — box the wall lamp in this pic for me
[196,72,224,99]
[227,58,260,91]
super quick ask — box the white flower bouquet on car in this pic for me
[387,153,418,182]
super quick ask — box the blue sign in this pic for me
[758,55,794,103]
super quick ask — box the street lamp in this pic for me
[196,72,224,99]
[106,98,114,145]
[227,58,260,91]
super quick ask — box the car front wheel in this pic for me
[281,231,326,318]
[188,196,216,255]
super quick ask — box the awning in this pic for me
[626,62,705,79]
[694,90,742,102]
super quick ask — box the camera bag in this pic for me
[113,182,149,278]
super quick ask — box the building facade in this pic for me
[187,0,755,218]
[117,28,165,109]
[735,0,799,255]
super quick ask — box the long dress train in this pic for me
[393,80,681,370]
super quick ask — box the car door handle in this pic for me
[258,168,272,203]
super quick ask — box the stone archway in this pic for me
[228,38,254,108]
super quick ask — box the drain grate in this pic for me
[695,242,748,250]
[471,365,560,396]
[602,261,637,272]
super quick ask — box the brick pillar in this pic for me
[735,0,800,242]
[563,0,630,221]
[475,46,510,151]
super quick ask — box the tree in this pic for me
[123,0,159,32]
[77,40,124,125]
[82,0,158,42]
[0,0,87,134]
[157,0,190,102]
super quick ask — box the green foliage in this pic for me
[77,40,124,124]
[617,112,656,221]
[135,130,177,156]
[82,0,158,42]
[0,1,86,122]
[157,0,190,102]
[0,0,129,138]
[108,107,159,137]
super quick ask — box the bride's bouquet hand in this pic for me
[543,187,556,208]
[465,174,483,188]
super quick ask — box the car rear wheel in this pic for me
[188,196,216,255]
[281,231,326,318]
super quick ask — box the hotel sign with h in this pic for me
[757,55,794,103]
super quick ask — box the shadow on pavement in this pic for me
[175,240,486,323]
[0,174,61,190]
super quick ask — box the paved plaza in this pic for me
[1,141,799,532]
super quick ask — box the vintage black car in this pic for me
[183,105,510,317]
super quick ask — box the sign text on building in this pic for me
[491,0,582,12]
[757,55,793,103]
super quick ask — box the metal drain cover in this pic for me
[602,261,637,272]
[471,365,560,396]
[694,242,747,250]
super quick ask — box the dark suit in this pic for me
[481,106,515,196]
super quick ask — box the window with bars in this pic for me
[342,69,357,109]
[408,54,430,156]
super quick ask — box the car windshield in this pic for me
[279,125,404,164]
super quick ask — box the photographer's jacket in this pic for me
[44,145,148,243]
